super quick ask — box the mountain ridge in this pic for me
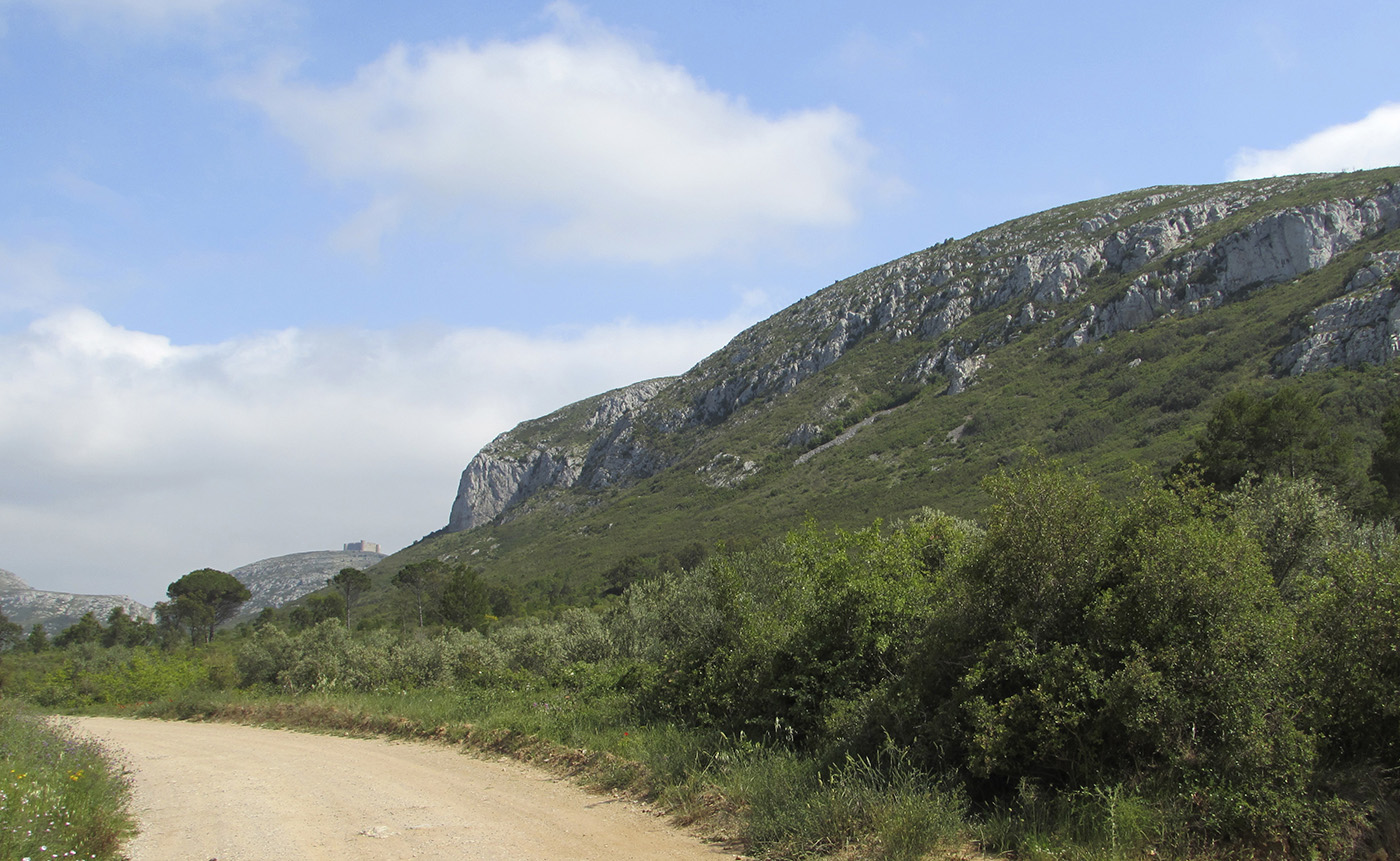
[382,168,1400,595]
[0,567,154,632]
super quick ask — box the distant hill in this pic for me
[230,549,385,620]
[0,568,26,592]
[372,168,1400,601]
[0,568,153,632]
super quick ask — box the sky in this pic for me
[2,0,1399,606]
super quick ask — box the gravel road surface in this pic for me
[74,717,735,861]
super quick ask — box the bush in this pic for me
[492,619,569,676]
[899,464,1318,843]
[27,646,211,708]
[624,511,981,751]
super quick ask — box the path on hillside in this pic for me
[74,717,736,861]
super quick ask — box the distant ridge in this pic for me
[0,567,153,632]
[0,567,27,592]
[231,548,386,618]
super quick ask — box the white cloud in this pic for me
[1229,103,1400,179]
[0,305,753,604]
[236,4,877,263]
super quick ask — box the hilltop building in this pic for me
[343,541,380,553]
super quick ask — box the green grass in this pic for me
[0,701,134,861]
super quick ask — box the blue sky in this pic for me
[2,0,1399,605]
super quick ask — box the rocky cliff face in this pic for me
[447,378,674,531]
[0,568,153,632]
[444,171,1400,534]
[230,549,386,617]
[1275,250,1400,375]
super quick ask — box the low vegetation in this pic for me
[0,701,134,861]
[8,397,1400,859]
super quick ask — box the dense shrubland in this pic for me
[8,383,1400,859]
[9,459,1400,858]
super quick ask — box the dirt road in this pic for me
[74,717,735,861]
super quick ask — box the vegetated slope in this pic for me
[229,549,386,620]
[0,567,153,631]
[382,168,1400,596]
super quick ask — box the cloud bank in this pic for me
[1230,102,1400,179]
[0,305,751,603]
[237,4,875,262]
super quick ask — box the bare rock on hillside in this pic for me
[1276,251,1400,375]
[442,171,1400,535]
[0,568,153,632]
[0,567,28,592]
[231,549,386,617]
[447,378,674,532]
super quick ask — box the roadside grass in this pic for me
[0,700,134,861]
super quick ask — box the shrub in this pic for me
[900,464,1317,843]
[624,511,980,751]
[492,619,569,676]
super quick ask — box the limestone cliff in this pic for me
[447,378,674,531]
[443,170,1400,535]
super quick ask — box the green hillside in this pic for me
[345,168,1400,613]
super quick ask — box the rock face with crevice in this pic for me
[443,170,1400,534]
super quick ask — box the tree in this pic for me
[101,606,154,648]
[392,561,442,628]
[26,623,49,653]
[327,567,372,627]
[1368,401,1400,517]
[438,565,489,630]
[487,582,520,618]
[153,601,184,648]
[289,593,345,630]
[603,555,653,595]
[53,612,104,648]
[166,568,252,644]
[0,610,21,652]
[1179,386,1351,492]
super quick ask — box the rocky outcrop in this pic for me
[1073,185,1400,344]
[666,177,1319,429]
[0,568,153,631]
[697,453,760,488]
[1276,251,1400,375]
[230,549,385,617]
[448,443,581,532]
[0,567,26,592]
[447,378,674,532]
